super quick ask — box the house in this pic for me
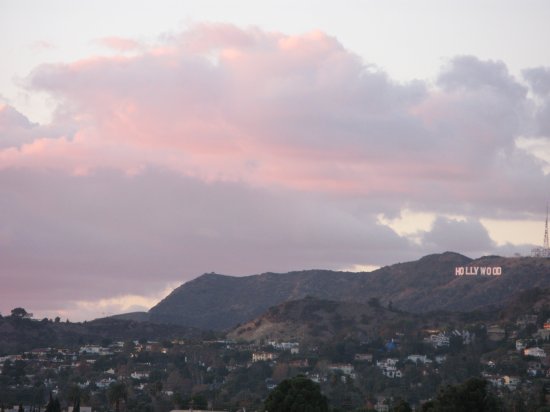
[96,377,117,388]
[354,353,373,362]
[487,325,505,341]
[516,315,538,328]
[429,333,450,348]
[383,368,403,378]
[131,371,150,380]
[289,358,309,368]
[329,363,355,378]
[252,352,275,362]
[374,400,390,412]
[377,358,398,368]
[524,347,547,358]
[385,339,398,351]
[407,354,431,364]
[483,360,496,368]
[28,348,51,357]
[503,375,521,390]
[306,372,324,383]
[269,341,299,351]
[79,345,112,356]
[486,376,503,387]
[516,340,527,351]
[452,329,474,345]
[265,378,277,390]
[435,355,447,364]
[376,359,402,378]
[527,361,543,377]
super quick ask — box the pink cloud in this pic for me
[97,36,141,52]
[4,24,547,214]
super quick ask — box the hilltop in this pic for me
[0,315,201,355]
[149,252,550,330]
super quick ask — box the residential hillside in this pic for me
[149,252,550,330]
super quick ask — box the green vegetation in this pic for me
[264,375,328,412]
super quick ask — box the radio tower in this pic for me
[532,203,550,257]
[544,203,549,250]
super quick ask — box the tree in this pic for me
[421,377,500,412]
[393,399,412,412]
[10,307,32,318]
[73,397,80,412]
[45,392,61,412]
[108,381,128,412]
[264,375,329,412]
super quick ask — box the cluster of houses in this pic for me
[2,315,550,411]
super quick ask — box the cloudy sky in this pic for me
[2,0,550,321]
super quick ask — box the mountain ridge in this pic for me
[148,252,550,330]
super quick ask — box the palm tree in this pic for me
[73,397,80,412]
[108,382,127,412]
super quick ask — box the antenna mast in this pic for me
[531,203,550,258]
[544,203,549,250]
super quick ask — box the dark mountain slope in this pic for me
[149,252,550,330]
[229,286,550,344]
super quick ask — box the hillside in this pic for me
[149,252,550,330]
[0,316,200,355]
[229,286,550,344]
[228,296,422,344]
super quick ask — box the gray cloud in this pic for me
[420,217,495,256]
[523,67,550,96]
[522,67,550,136]
[0,167,417,315]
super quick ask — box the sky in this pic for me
[1,0,550,321]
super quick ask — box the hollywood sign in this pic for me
[454,266,502,276]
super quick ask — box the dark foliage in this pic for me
[263,375,328,412]
[421,378,501,412]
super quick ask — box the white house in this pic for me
[131,371,150,380]
[376,358,402,378]
[516,340,527,351]
[524,347,546,358]
[329,363,355,377]
[430,333,450,348]
[407,354,432,364]
[79,345,112,356]
[269,341,299,351]
[252,352,275,362]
